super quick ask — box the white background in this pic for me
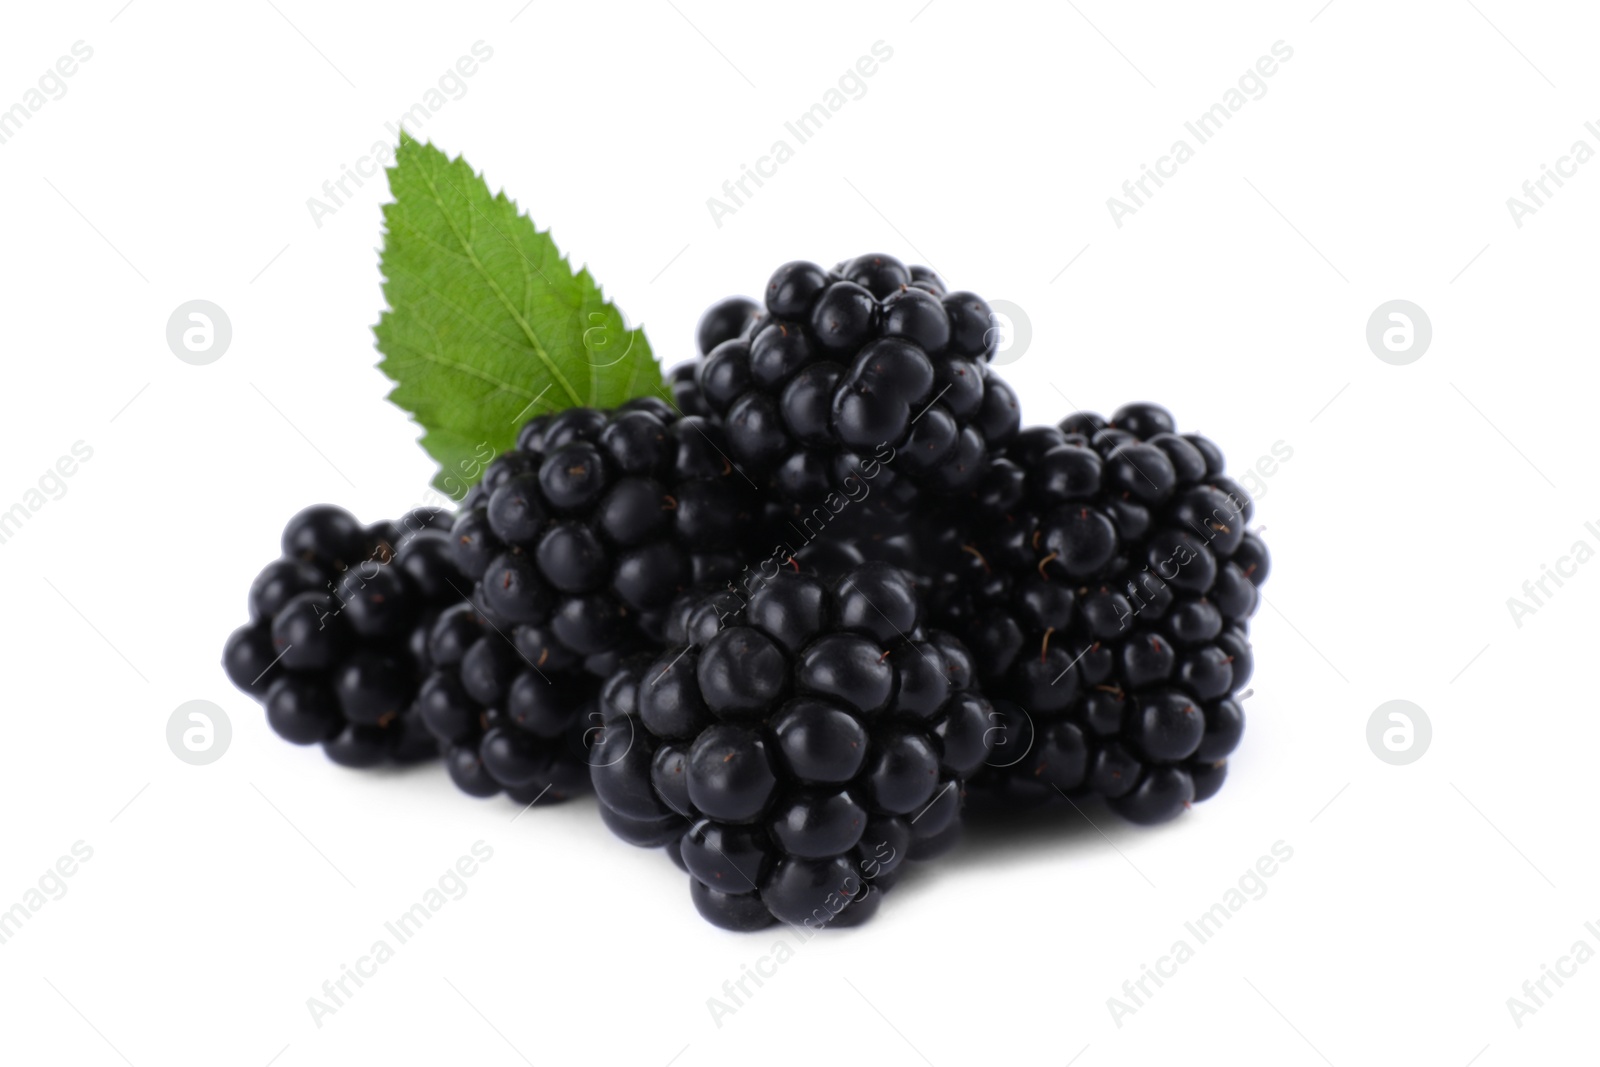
[0,1,1594,1063]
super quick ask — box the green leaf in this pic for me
[374,134,662,495]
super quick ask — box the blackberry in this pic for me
[923,402,1268,823]
[446,401,758,674]
[688,253,1020,507]
[222,504,454,767]
[413,601,595,802]
[590,562,994,930]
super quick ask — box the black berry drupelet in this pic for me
[689,253,1021,506]
[589,562,994,930]
[446,400,759,675]
[222,504,455,767]
[922,402,1268,824]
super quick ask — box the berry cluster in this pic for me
[922,403,1268,823]
[223,252,1271,931]
[447,398,757,675]
[692,254,1022,505]
[222,505,454,767]
[403,397,762,802]
[411,600,595,802]
[590,563,994,930]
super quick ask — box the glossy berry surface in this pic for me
[449,402,758,673]
[223,504,450,767]
[920,401,1268,823]
[687,254,1020,505]
[590,562,993,929]
[414,601,594,803]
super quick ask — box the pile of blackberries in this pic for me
[223,253,1268,931]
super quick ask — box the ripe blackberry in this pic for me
[222,504,454,767]
[924,402,1268,823]
[688,253,1021,506]
[414,601,595,802]
[446,400,758,674]
[589,562,994,930]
